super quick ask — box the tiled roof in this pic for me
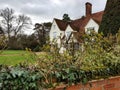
[71,11,104,32]
[54,18,68,31]
[71,11,104,43]
[53,11,104,43]
[91,11,104,25]
[54,11,104,32]
[54,11,104,33]
[69,23,80,32]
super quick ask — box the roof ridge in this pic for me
[92,10,104,15]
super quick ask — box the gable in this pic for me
[85,18,99,33]
[50,19,65,41]
[50,20,59,37]
[65,25,74,41]
[65,25,74,32]
[54,18,68,31]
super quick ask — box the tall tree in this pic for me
[0,8,31,40]
[62,14,71,22]
[34,23,46,47]
[99,0,120,36]
[0,8,14,40]
[13,14,31,38]
[33,22,52,48]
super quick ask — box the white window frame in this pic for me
[87,27,95,34]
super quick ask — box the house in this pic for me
[49,2,104,53]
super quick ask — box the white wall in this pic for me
[85,19,99,33]
[49,20,64,47]
[65,25,77,43]
[65,25,74,33]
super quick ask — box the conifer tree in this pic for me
[99,0,120,36]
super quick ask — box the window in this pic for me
[87,27,95,34]
[66,31,71,39]
[53,25,56,29]
[53,32,57,39]
[74,43,79,50]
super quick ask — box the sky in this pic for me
[0,0,107,34]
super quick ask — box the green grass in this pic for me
[0,50,36,66]
[0,50,25,55]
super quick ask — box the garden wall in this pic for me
[53,76,120,90]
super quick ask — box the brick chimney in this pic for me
[86,2,92,17]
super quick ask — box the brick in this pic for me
[90,87,102,90]
[110,88,120,90]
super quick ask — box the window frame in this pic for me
[86,27,95,34]
[66,31,71,39]
[53,32,57,39]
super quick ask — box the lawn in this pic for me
[0,50,25,55]
[0,50,36,66]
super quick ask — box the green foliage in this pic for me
[41,44,50,52]
[15,34,39,50]
[33,22,51,51]
[0,65,41,90]
[0,35,6,50]
[43,22,52,28]
[36,32,120,88]
[33,45,40,52]
[117,29,120,44]
[99,0,120,36]
[62,14,71,22]
[0,32,120,89]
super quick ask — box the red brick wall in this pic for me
[53,76,120,90]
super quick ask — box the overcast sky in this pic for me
[0,0,107,34]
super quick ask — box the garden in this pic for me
[0,31,120,90]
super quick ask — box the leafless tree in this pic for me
[13,14,31,38]
[0,8,32,40]
[0,8,14,40]
[0,7,32,49]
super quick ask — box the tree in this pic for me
[43,22,52,28]
[0,8,31,40]
[0,26,6,50]
[18,34,39,50]
[0,27,4,35]
[13,14,31,38]
[33,22,52,49]
[62,14,71,22]
[43,22,52,38]
[34,23,46,48]
[0,8,14,40]
[0,7,31,49]
[99,0,120,36]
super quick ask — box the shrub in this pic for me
[36,32,120,88]
[33,45,40,52]
[0,32,120,89]
[0,65,41,90]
